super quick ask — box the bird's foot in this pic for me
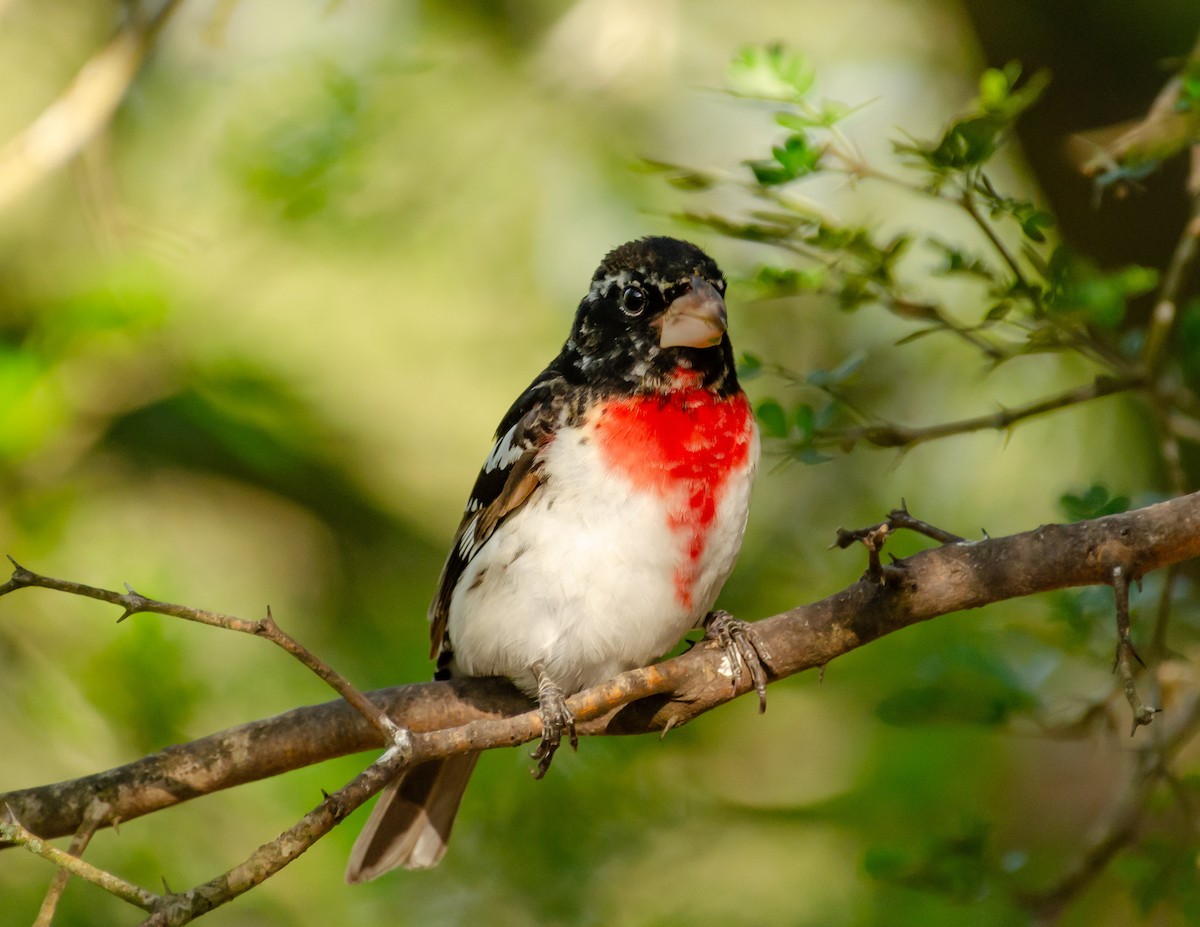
[703,609,772,713]
[529,662,578,779]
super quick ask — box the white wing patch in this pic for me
[457,513,483,559]
[483,422,524,473]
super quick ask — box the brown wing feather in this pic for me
[428,447,545,659]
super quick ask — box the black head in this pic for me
[561,237,739,395]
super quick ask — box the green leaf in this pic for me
[636,158,717,191]
[893,326,942,346]
[807,356,864,391]
[737,352,763,380]
[794,446,833,465]
[728,44,815,101]
[895,65,1049,172]
[1046,249,1158,328]
[793,402,815,440]
[1019,208,1055,242]
[746,133,822,186]
[755,398,789,437]
[1059,484,1130,521]
[977,67,1010,109]
[774,133,821,175]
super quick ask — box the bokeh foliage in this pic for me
[2,2,1199,927]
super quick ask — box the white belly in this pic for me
[446,420,758,697]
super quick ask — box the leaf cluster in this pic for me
[651,47,1174,464]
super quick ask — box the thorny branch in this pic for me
[832,500,966,585]
[2,491,1199,925]
[2,556,406,748]
[1111,564,1160,735]
[821,375,1140,451]
[140,745,411,927]
[33,803,107,927]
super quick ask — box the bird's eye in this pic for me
[620,285,648,316]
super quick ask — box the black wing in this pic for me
[428,363,578,659]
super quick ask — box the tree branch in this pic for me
[4,490,1199,845]
[2,558,406,747]
[819,374,1140,450]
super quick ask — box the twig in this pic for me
[820,375,1140,450]
[1142,188,1200,375]
[0,807,158,911]
[0,0,185,211]
[959,184,1041,313]
[1015,683,1200,920]
[833,502,964,584]
[33,803,108,927]
[140,745,411,927]
[1,557,404,747]
[1111,565,1159,735]
[834,500,966,550]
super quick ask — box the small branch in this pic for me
[819,375,1140,450]
[2,557,403,747]
[34,803,107,927]
[833,502,965,583]
[1015,681,1200,920]
[1142,187,1200,374]
[959,184,1040,312]
[141,745,411,927]
[0,0,186,211]
[0,807,158,911]
[834,501,966,550]
[1111,565,1159,735]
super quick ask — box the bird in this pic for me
[346,236,764,881]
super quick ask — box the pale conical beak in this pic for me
[658,275,727,349]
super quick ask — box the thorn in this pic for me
[818,664,827,683]
[161,876,174,894]
[320,788,331,800]
[660,716,677,740]
[980,528,990,539]
[6,554,23,570]
[116,609,135,624]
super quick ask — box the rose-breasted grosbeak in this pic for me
[346,236,760,880]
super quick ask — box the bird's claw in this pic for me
[704,609,771,713]
[530,665,577,779]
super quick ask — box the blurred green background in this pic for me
[2,1,1199,925]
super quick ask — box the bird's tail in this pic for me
[345,752,480,880]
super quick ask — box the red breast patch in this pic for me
[591,383,753,609]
